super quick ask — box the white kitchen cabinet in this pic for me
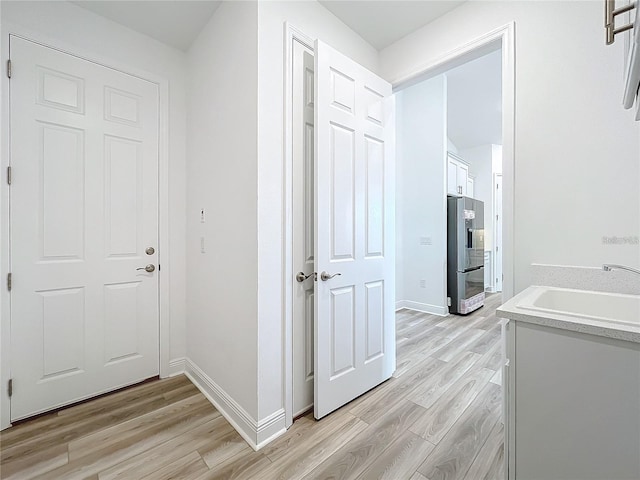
[447,152,470,196]
[501,320,640,480]
[466,176,474,198]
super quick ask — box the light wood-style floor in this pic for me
[1,294,504,480]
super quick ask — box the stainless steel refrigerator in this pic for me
[447,196,485,315]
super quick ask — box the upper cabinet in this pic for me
[447,152,471,196]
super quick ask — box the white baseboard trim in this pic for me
[167,357,186,377]
[396,300,448,316]
[256,408,287,449]
[184,358,286,451]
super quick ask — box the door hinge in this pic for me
[7,272,12,291]
[496,246,499,252]
[496,214,499,221]
[7,379,12,397]
[7,166,11,185]
[7,59,11,79]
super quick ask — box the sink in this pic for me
[517,287,640,327]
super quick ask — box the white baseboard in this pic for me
[184,358,286,451]
[167,357,186,377]
[396,300,448,316]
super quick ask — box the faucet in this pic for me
[602,264,640,276]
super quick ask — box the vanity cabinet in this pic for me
[501,320,640,480]
[447,153,470,196]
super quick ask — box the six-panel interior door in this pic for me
[314,40,395,419]
[10,36,160,421]
[292,40,315,417]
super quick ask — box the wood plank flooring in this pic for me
[1,294,504,480]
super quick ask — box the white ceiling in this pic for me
[73,1,466,53]
[447,49,502,150]
[318,1,467,50]
[72,1,222,51]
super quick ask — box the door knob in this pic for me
[320,271,341,281]
[137,264,155,273]
[296,272,316,282]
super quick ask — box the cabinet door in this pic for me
[457,163,469,196]
[467,177,474,198]
[447,158,458,195]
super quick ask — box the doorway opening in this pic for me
[284,23,514,428]
[394,46,504,320]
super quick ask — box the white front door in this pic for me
[10,36,160,421]
[292,40,315,417]
[314,40,395,419]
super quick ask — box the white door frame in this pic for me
[283,23,314,428]
[0,26,172,430]
[494,172,504,292]
[283,21,515,429]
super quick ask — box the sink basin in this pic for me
[517,287,640,326]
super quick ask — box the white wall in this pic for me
[185,0,259,424]
[0,0,187,429]
[460,144,495,249]
[396,76,448,315]
[447,138,459,154]
[380,0,640,293]
[255,0,378,427]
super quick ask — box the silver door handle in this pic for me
[137,264,155,273]
[296,272,316,282]
[320,271,341,281]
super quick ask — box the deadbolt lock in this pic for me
[145,247,155,255]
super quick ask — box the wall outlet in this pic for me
[200,208,206,223]
[420,279,426,288]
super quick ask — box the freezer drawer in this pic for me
[450,268,485,314]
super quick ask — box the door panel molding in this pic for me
[0,27,172,430]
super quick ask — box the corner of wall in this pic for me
[184,358,286,451]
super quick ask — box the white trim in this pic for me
[184,358,286,452]
[390,22,516,302]
[0,24,173,430]
[256,408,287,450]
[282,22,314,430]
[0,11,7,431]
[395,300,448,316]
[167,357,186,377]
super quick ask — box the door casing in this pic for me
[283,21,516,428]
[0,25,173,430]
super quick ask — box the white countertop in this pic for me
[497,286,640,344]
